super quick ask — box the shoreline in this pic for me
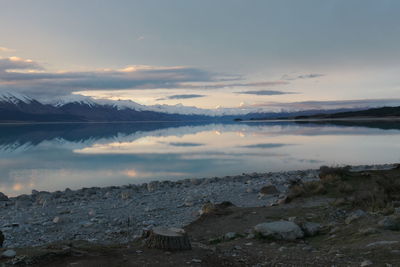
[0,163,396,248]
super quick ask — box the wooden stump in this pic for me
[145,227,191,251]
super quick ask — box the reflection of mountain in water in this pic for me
[293,120,400,131]
[0,122,209,151]
[1,120,400,152]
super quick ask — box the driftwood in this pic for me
[145,227,191,251]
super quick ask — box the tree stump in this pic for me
[145,227,191,251]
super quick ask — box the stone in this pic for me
[147,182,159,192]
[359,227,379,235]
[0,192,9,201]
[224,232,237,240]
[259,185,279,195]
[246,188,255,193]
[345,209,366,224]
[254,221,304,240]
[2,249,16,258]
[88,209,96,216]
[53,216,61,224]
[360,260,373,266]
[366,241,399,247]
[121,191,132,200]
[301,222,322,237]
[378,215,400,231]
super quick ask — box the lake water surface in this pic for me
[1,121,400,196]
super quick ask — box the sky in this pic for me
[1,0,400,110]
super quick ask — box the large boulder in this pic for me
[254,221,304,240]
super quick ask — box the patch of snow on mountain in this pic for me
[0,91,33,105]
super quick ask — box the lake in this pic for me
[0,120,400,196]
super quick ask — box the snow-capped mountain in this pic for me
[1,91,397,123]
[0,92,34,105]
[0,92,215,122]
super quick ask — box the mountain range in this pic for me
[0,92,393,123]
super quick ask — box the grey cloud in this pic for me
[0,56,291,99]
[157,94,206,100]
[168,142,204,147]
[240,143,290,149]
[282,73,324,81]
[185,80,288,90]
[237,90,296,96]
[0,57,43,72]
[0,57,225,97]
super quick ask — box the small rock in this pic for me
[360,260,373,266]
[301,222,322,237]
[2,249,16,258]
[224,232,237,240]
[345,209,366,224]
[366,240,399,247]
[121,191,132,200]
[246,233,255,239]
[378,215,400,231]
[246,188,255,193]
[192,259,202,263]
[259,185,279,196]
[358,227,379,235]
[53,216,61,224]
[254,221,304,240]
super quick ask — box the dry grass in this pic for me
[286,165,400,212]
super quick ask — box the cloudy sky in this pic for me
[1,0,400,110]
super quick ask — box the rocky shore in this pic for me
[0,164,395,249]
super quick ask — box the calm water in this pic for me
[1,121,400,196]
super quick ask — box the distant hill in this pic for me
[290,106,400,120]
[248,106,400,121]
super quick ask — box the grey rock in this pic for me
[378,215,400,231]
[366,240,399,247]
[254,221,304,240]
[360,260,373,266]
[301,222,322,237]
[359,227,379,235]
[2,249,16,258]
[224,232,237,240]
[259,185,279,196]
[345,209,366,224]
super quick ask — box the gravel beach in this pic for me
[0,164,395,248]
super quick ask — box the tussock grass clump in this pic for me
[286,165,400,212]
